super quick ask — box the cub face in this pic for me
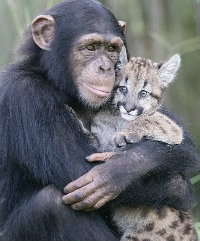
[114,55,181,121]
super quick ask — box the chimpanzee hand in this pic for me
[62,151,137,211]
[86,152,116,162]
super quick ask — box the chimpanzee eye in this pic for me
[118,86,128,95]
[108,45,117,52]
[139,90,149,99]
[86,44,96,51]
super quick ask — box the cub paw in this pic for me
[113,132,127,147]
[113,132,140,147]
[124,133,140,143]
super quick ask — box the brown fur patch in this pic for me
[156,229,167,236]
[157,208,167,219]
[169,221,179,229]
[145,222,155,232]
[184,224,192,235]
[125,236,139,241]
[141,206,150,218]
[178,212,186,223]
[166,234,175,241]
[158,126,167,134]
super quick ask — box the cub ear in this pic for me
[117,45,128,71]
[158,54,181,87]
[31,15,56,50]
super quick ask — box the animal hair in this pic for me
[91,55,183,151]
[90,55,197,240]
[0,1,199,241]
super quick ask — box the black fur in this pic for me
[0,1,199,240]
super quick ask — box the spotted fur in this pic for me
[113,206,198,241]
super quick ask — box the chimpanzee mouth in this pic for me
[82,81,111,98]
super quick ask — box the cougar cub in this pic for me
[91,54,183,153]
[87,54,197,241]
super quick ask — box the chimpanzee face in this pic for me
[71,33,123,108]
[31,15,126,108]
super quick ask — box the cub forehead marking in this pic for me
[143,80,148,88]
[124,58,165,97]
[127,57,157,84]
[130,57,156,68]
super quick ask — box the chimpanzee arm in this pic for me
[114,107,199,210]
[0,73,120,241]
[109,136,197,210]
[1,185,119,241]
[63,108,199,211]
[0,72,96,191]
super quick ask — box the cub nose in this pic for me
[124,103,136,113]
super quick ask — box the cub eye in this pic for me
[118,86,128,95]
[139,90,149,99]
[108,45,117,52]
[86,44,96,51]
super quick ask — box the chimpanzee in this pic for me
[0,0,199,241]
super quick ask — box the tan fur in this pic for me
[113,56,183,146]
[113,206,198,241]
[115,57,164,113]
[113,111,183,145]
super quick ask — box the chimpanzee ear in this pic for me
[31,15,56,51]
[118,21,126,33]
[158,54,181,87]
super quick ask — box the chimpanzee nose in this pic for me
[98,56,112,74]
[99,63,111,72]
[123,103,136,113]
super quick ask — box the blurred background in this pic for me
[0,0,200,236]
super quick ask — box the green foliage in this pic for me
[191,174,200,186]
[195,222,200,238]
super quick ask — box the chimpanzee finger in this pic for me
[64,171,96,193]
[86,152,116,162]
[62,181,99,204]
[70,189,107,210]
[86,194,116,211]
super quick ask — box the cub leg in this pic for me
[113,111,183,147]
